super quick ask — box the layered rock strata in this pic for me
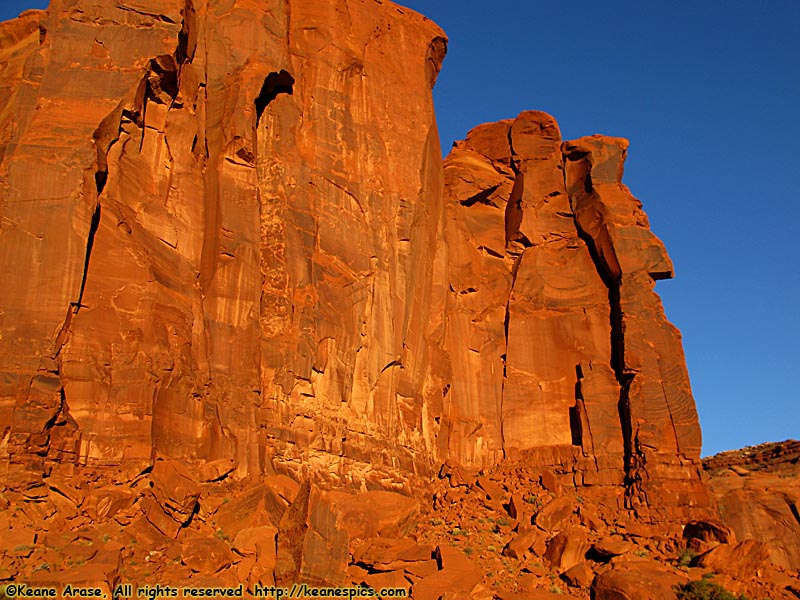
[2,0,704,521]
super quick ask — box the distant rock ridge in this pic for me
[0,0,706,520]
[703,440,800,572]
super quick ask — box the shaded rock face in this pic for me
[1,0,705,521]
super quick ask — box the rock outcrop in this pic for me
[0,0,447,492]
[0,0,707,521]
[439,112,708,520]
[703,440,800,571]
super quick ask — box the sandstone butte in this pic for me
[0,0,798,598]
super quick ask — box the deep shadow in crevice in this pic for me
[254,70,295,124]
[570,363,585,447]
[95,168,108,195]
[569,404,583,447]
[788,498,800,527]
[75,203,101,309]
[175,0,196,65]
[460,184,500,207]
[146,55,180,104]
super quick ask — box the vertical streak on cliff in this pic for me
[197,8,217,295]
[500,176,525,460]
[255,69,295,400]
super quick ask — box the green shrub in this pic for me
[677,547,697,567]
[673,575,750,600]
[524,494,540,506]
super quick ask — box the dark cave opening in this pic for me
[254,70,295,124]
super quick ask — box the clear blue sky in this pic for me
[2,1,798,456]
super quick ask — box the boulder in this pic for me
[213,484,288,537]
[535,496,577,533]
[180,536,234,574]
[544,527,590,572]
[411,545,482,600]
[275,482,418,586]
[503,528,548,560]
[683,519,736,545]
[561,561,594,588]
[592,562,686,600]
[694,540,772,579]
[590,536,634,561]
[142,460,200,537]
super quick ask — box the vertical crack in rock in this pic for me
[499,162,523,459]
[571,364,585,447]
[59,72,147,337]
[175,0,196,66]
[496,128,523,459]
[562,151,641,495]
[94,168,108,194]
[42,387,80,467]
[560,134,704,516]
[572,364,601,472]
[607,281,639,491]
[74,203,101,310]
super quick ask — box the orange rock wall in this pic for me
[439,112,708,518]
[1,0,706,518]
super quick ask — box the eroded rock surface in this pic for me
[0,0,447,493]
[439,111,708,520]
[1,0,708,522]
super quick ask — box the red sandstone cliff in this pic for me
[438,112,708,522]
[0,0,797,597]
[0,0,447,490]
[0,0,704,515]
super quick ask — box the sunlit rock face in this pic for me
[0,0,706,520]
[0,0,448,491]
[439,111,708,519]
